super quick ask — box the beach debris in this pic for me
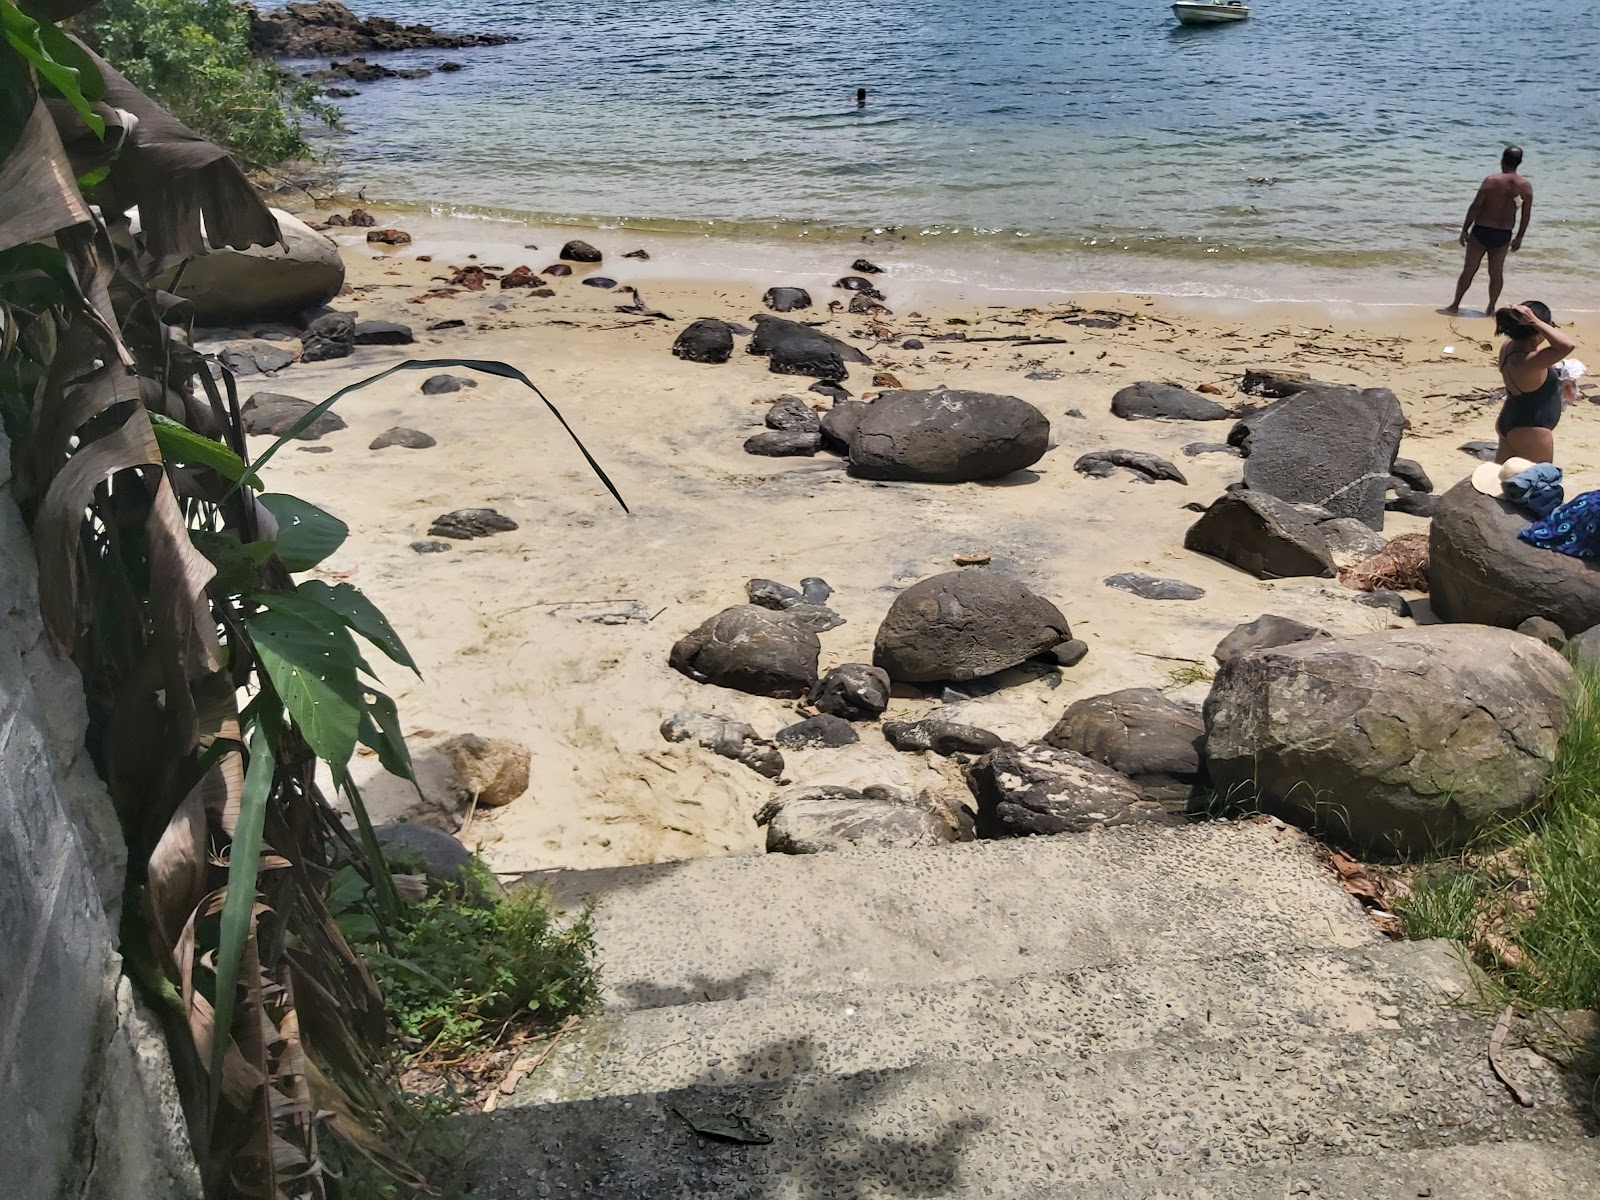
[499,265,544,288]
[1459,440,1498,460]
[1104,572,1205,601]
[672,318,734,363]
[296,445,333,454]
[874,570,1069,683]
[300,310,356,361]
[1110,381,1229,422]
[1045,688,1206,806]
[410,540,452,553]
[762,286,813,313]
[849,293,889,315]
[757,785,966,854]
[437,733,531,808]
[883,719,1002,756]
[846,387,1049,483]
[559,239,602,263]
[545,599,655,625]
[1240,367,1314,397]
[969,744,1173,838]
[871,372,902,388]
[1074,450,1187,485]
[670,605,821,698]
[773,714,859,749]
[744,430,820,457]
[366,227,412,245]
[953,551,991,566]
[1197,381,1227,395]
[1024,368,1063,381]
[428,508,518,539]
[241,391,347,439]
[614,287,670,318]
[447,264,489,290]
[421,373,476,394]
[369,426,436,450]
[764,397,820,433]
[353,319,415,345]
[660,712,784,779]
[1213,615,1329,666]
[809,664,891,721]
[426,318,466,331]
[1339,531,1430,593]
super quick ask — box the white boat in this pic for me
[1173,0,1249,24]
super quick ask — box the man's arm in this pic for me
[1512,182,1533,251]
[1459,184,1485,245]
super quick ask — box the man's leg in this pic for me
[1486,245,1510,315]
[1448,240,1486,313]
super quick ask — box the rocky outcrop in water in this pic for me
[249,1,517,57]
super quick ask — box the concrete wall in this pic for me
[0,432,202,1200]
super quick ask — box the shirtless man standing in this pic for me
[1445,146,1533,316]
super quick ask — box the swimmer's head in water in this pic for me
[1502,145,1524,171]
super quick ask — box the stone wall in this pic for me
[0,432,201,1200]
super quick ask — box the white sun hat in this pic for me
[1471,456,1537,498]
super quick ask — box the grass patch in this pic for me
[1166,661,1215,688]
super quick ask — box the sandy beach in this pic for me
[236,208,1598,875]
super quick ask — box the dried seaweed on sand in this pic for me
[1340,531,1430,593]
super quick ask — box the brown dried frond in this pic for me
[1339,530,1430,593]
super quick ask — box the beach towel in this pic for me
[1518,489,1600,560]
[1502,462,1564,518]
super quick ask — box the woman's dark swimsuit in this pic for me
[1473,225,1514,250]
[1497,367,1562,435]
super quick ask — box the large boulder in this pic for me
[1229,386,1405,529]
[1110,382,1229,422]
[848,387,1050,483]
[756,785,965,853]
[873,571,1070,683]
[669,605,821,698]
[1204,626,1574,853]
[1183,490,1338,579]
[1430,480,1600,636]
[966,744,1175,837]
[1044,688,1205,807]
[160,209,344,325]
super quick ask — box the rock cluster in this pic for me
[249,1,518,57]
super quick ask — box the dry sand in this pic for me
[228,211,1599,875]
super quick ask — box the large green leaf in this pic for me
[299,580,419,676]
[357,688,416,783]
[1,0,102,133]
[151,412,260,486]
[258,492,347,572]
[255,588,380,680]
[248,605,363,768]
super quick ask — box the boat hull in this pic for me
[1172,3,1249,23]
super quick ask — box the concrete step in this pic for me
[527,821,1378,1009]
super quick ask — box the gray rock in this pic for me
[1430,480,1600,635]
[1460,440,1498,461]
[672,318,734,364]
[882,719,1002,756]
[1240,367,1318,397]
[1389,490,1439,518]
[874,570,1071,683]
[773,714,859,749]
[1111,382,1229,422]
[429,508,518,539]
[747,578,803,609]
[848,387,1050,483]
[1182,441,1242,457]
[745,430,820,457]
[1320,517,1386,568]
[1183,490,1337,579]
[1104,573,1204,601]
[1204,626,1574,853]
[160,208,343,325]
[967,743,1175,837]
[300,311,355,362]
[762,287,813,313]
[353,319,414,345]
[1213,615,1329,665]
[1229,386,1405,528]
[669,605,821,698]
[800,576,833,604]
[369,426,435,450]
[1052,638,1089,667]
[1355,589,1410,616]
[784,603,845,633]
[1517,616,1569,650]
[1074,449,1186,484]
[659,711,783,778]
[1044,688,1205,807]
[819,401,870,452]
[219,338,296,375]
[421,374,475,394]
[410,540,452,553]
[756,785,965,854]
[374,823,500,902]
[240,391,346,440]
[560,239,602,262]
[902,339,925,350]
[809,663,891,721]
[1391,457,1433,493]
[765,397,821,433]
[810,380,851,402]
[1568,625,1600,669]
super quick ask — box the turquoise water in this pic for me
[307,0,1600,303]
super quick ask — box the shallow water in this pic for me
[308,0,1600,304]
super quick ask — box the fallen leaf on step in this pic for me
[672,1107,774,1145]
[1489,1006,1535,1107]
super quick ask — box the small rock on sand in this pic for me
[745,430,820,457]
[353,319,414,345]
[366,228,412,245]
[763,287,812,313]
[1104,573,1205,601]
[774,714,859,749]
[560,240,602,262]
[369,426,436,450]
[410,540,452,553]
[851,258,883,274]
[1111,381,1230,422]
[882,719,1002,756]
[581,276,617,288]
[1074,450,1186,485]
[765,397,821,433]
[421,373,475,394]
[429,508,518,539]
[672,319,734,364]
[809,663,891,721]
[241,391,347,439]
[436,733,531,807]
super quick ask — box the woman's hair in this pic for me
[1496,299,1554,339]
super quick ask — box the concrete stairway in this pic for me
[470,822,1597,1199]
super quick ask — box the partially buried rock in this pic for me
[874,570,1070,683]
[1111,382,1230,422]
[747,578,803,609]
[659,712,783,778]
[670,605,820,698]
[757,785,966,854]
[883,719,1002,756]
[672,318,734,364]
[1044,689,1205,807]
[411,540,451,553]
[1052,638,1089,668]
[1182,442,1241,458]
[819,401,869,452]
[749,315,870,382]
[241,391,347,439]
[300,311,355,361]
[1074,450,1186,484]
[1204,625,1574,853]
[1183,490,1338,579]
[745,430,820,457]
[809,663,891,721]
[1213,614,1329,665]
[429,508,518,539]
[366,228,412,246]
[1103,573,1204,601]
[773,714,859,749]
[219,338,296,376]
[353,319,414,345]
[374,823,499,903]
[499,265,543,289]
[848,387,1050,483]
[765,396,820,433]
[560,240,602,263]
[581,276,617,289]
[762,286,812,313]
[1392,458,1434,493]
[1518,616,1568,649]
[851,258,883,274]
[967,743,1174,838]
[421,373,475,394]
[543,263,573,277]
[369,426,435,450]
[436,734,530,807]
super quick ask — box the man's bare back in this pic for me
[1470,170,1532,234]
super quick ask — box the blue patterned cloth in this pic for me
[1503,463,1564,518]
[1519,489,1600,559]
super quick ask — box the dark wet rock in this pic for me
[421,373,475,394]
[623,248,650,260]
[426,318,466,331]
[1111,381,1230,422]
[1103,573,1204,601]
[809,663,891,721]
[745,430,820,457]
[811,381,851,402]
[1074,449,1186,484]
[1212,614,1329,665]
[438,60,462,71]
[1518,616,1568,649]
[847,387,1049,483]
[762,287,813,313]
[309,57,430,84]
[581,276,617,288]
[874,570,1070,683]
[819,401,870,452]
[757,785,965,854]
[800,577,833,605]
[1204,626,1574,853]
[219,339,296,375]
[883,719,1002,756]
[365,227,412,245]
[1240,367,1318,397]
[410,540,452,553]
[765,396,821,433]
[249,1,518,57]
[369,426,435,450]
[428,508,518,539]
[1182,441,1241,457]
[499,265,545,289]
[300,311,355,361]
[967,743,1174,838]
[749,315,870,383]
[1391,457,1433,493]
[1354,589,1410,616]
[1430,480,1600,635]
[747,578,803,610]
[1460,440,1498,461]
[848,293,889,315]
[353,319,414,345]
[345,208,376,227]
[241,391,346,439]
[1229,385,1405,528]
[659,712,783,778]
[1044,688,1206,807]
[851,258,883,274]
[670,605,821,698]
[774,714,860,749]
[324,85,358,97]
[560,240,602,263]
[1183,490,1338,579]
[543,264,573,277]
[671,318,734,364]
[1052,638,1089,668]
[1389,490,1439,518]
[901,339,924,350]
